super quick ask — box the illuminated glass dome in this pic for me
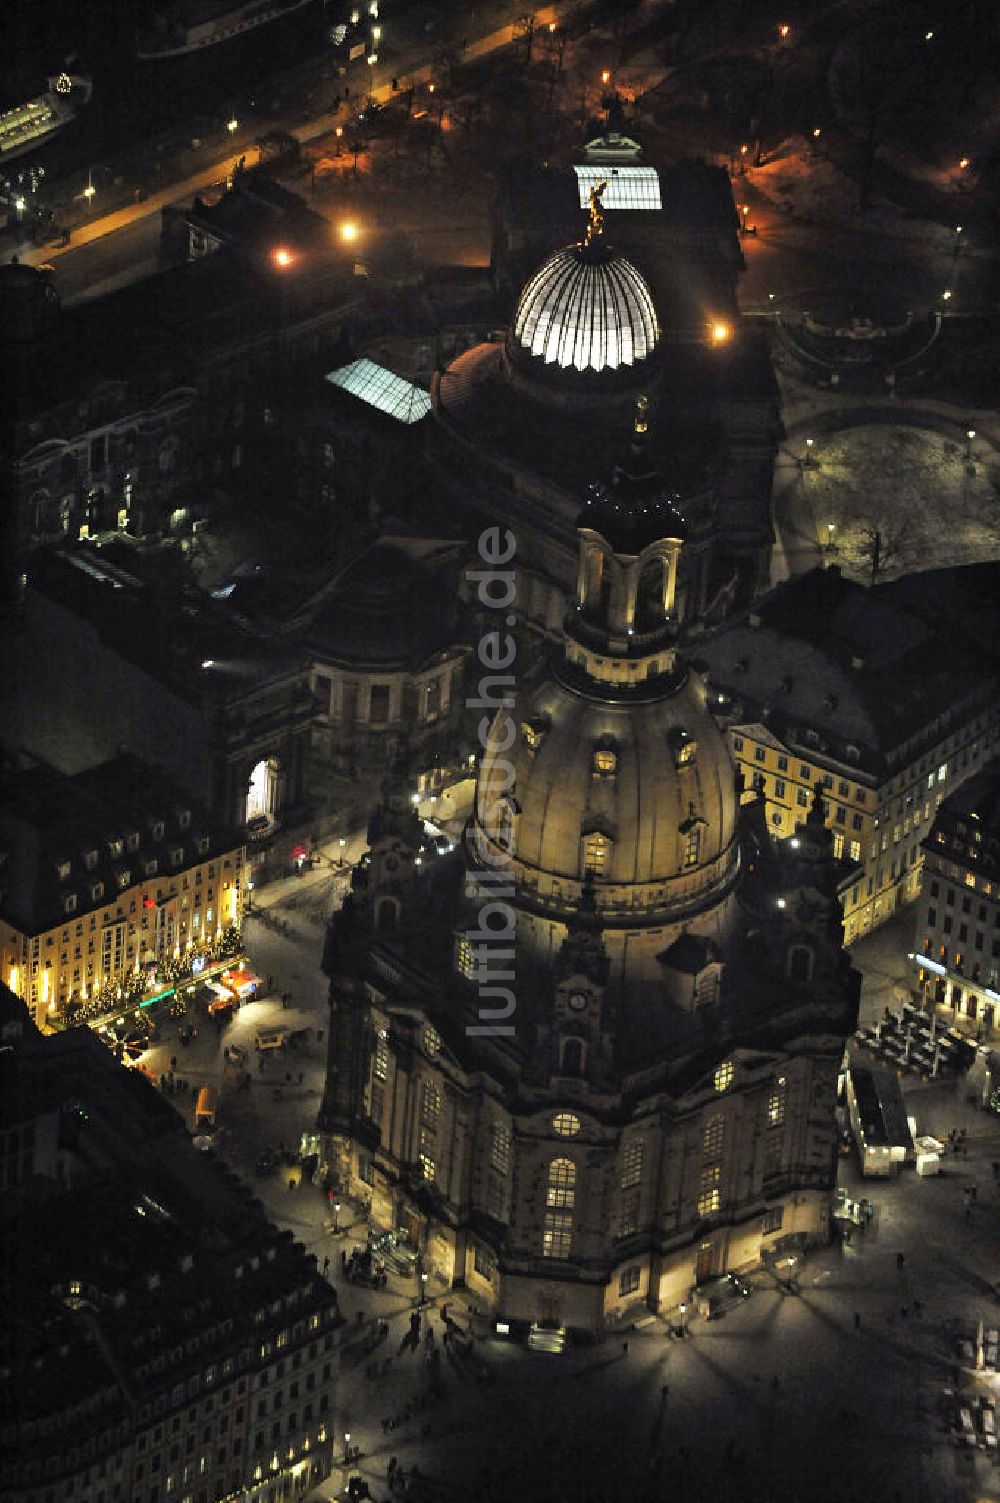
[511,240,659,374]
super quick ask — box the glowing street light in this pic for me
[958,157,970,170]
[778,23,790,40]
[966,428,976,464]
[804,437,815,468]
[709,320,730,345]
[271,246,295,269]
[942,288,952,304]
[338,836,347,866]
[812,127,822,139]
[601,69,611,84]
[339,221,358,242]
[227,116,239,133]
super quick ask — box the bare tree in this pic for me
[830,18,925,213]
[852,515,912,581]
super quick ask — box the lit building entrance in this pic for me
[246,756,280,823]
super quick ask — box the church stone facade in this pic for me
[316,206,858,1335]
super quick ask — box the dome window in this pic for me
[683,827,701,868]
[521,718,548,753]
[581,829,612,878]
[592,747,617,780]
[669,728,697,768]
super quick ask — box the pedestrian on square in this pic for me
[357,1309,364,1326]
[322,1256,330,1275]
[854,1311,861,1331]
[622,1340,629,1356]
[896,1252,905,1271]
[342,1249,348,1271]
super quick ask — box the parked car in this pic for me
[693,1272,752,1320]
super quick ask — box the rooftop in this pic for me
[692,566,995,768]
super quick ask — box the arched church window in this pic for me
[713,1059,734,1093]
[684,827,701,868]
[621,1139,644,1190]
[787,945,814,984]
[546,1158,576,1209]
[375,897,399,932]
[559,1037,586,1076]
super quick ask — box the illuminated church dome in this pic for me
[508,181,659,379]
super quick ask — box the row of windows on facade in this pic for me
[540,1106,785,1256]
[10,902,218,967]
[523,725,696,775]
[490,820,703,874]
[54,846,216,916]
[9,1326,334,1480]
[25,431,180,488]
[51,825,208,880]
[312,676,448,725]
[733,734,980,809]
[403,1071,784,1220]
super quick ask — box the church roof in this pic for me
[306,543,465,670]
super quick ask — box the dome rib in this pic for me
[511,241,659,375]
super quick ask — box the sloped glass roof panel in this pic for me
[324,359,431,424]
[573,165,662,211]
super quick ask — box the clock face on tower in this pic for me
[568,990,588,1012]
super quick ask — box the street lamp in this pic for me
[246,879,254,914]
[740,202,750,234]
[601,69,611,84]
[958,157,970,171]
[339,221,358,242]
[335,124,344,155]
[338,836,347,866]
[709,320,730,345]
[227,116,238,134]
[942,288,952,306]
[420,1271,429,1304]
[778,23,790,40]
[333,1200,341,1233]
[966,428,976,465]
[804,437,815,467]
[343,1432,351,1465]
[271,246,295,269]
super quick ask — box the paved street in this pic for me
[118,872,1000,1503]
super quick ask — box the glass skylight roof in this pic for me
[573,165,662,211]
[512,245,659,373]
[325,359,431,424]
